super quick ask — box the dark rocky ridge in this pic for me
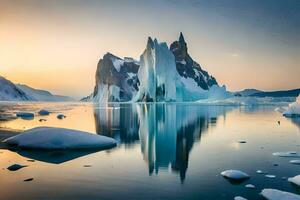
[170,33,218,90]
[93,53,140,101]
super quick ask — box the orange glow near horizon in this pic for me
[0,0,299,98]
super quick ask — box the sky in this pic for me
[0,0,299,98]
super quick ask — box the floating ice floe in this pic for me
[245,184,255,189]
[16,112,34,119]
[256,170,264,174]
[57,114,66,119]
[265,175,276,178]
[221,170,250,180]
[234,196,247,200]
[283,95,300,117]
[3,127,117,150]
[261,189,300,200]
[273,151,300,158]
[288,175,300,187]
[38,109,50,116]
[290,160,300,165]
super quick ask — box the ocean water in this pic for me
[0,102,299,200]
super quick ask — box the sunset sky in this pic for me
[0,0,299,98]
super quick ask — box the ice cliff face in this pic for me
[93,53,140,102]
[91,33,229,103]
[134,38,178,102]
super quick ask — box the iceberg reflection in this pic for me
[94,104,233,181]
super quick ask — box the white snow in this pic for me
[290,160,300,165]
[221,170,250,180]
[111,57,124,72]
[261,189,300,200]
[0,76,29,101]
[288,175,300,187]
[3,127,117,150]
[283,95,300,117]
[273,151,300,158]
[234,196,247,200]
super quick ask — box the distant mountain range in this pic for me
[234,88,300,97]
[0,76,73,102]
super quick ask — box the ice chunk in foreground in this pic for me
[221,170,250,180]
[283,95,300,117]
[288,175,300,187]
[273,151,300,158]
[3,127,117,150]
[261,189,300,200]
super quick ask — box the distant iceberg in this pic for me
[283,95,300,117]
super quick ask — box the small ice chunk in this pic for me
[256,170,264,174]
[261,188,300,200]
[7,164,27,171]
[57,114,66,119]
[234,196,247,200]
[273,151,300,158]
[265,175,276,178]
[16,112,34,119]
[290,160,300,165]
[3,127,117,150]
[38,109,50,116]
[288,175,300,187]
[221,170,250,180]
[245,184,255,189]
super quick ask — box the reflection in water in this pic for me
[94,104,233,181]
[11,149,102,164]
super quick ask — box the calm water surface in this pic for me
[0,103,299,200]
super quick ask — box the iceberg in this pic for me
[288,175,300,187]
[283,95,300,117]
[220,170,250,180]
[261,189,300,200]
[3,127,117,150]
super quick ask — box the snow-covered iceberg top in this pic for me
[261,189,300,200]
[3,127,117,150]
[283,95,300,117]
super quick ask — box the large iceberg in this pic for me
[86,33,231,103]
